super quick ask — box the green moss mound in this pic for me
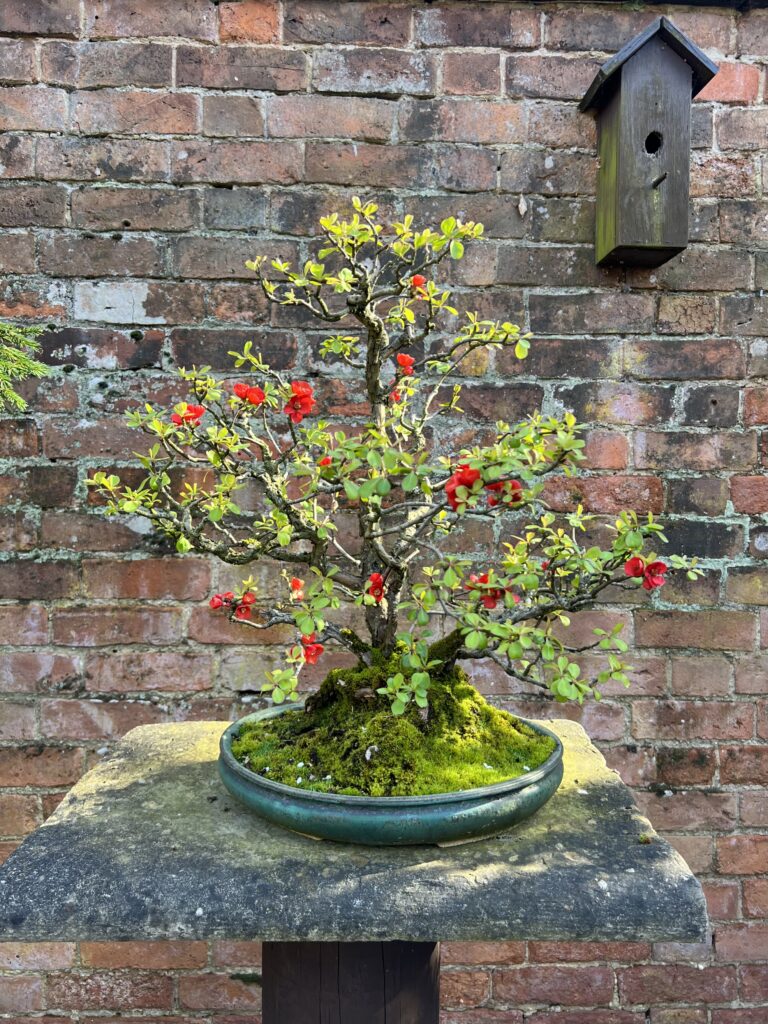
[231,656,557,797]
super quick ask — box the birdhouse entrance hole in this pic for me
[645,131,663,154]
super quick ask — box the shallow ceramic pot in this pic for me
[219,704,564,846]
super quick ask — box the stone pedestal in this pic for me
[0,720,708,1021]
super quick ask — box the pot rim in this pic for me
[219,704,564,807]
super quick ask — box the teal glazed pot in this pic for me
[218,705,564,846]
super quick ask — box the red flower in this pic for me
[285,381,316,424]
[240,591,256,605]
[209,594,224,610]
[390,389,402,404]
[318,456,332,467]
[234,382,266,406]
[465,573,520,611]
[234,604,251,620]
[445,463,482,511]
[367,572,385,604]
[233,382,249,399]
[222,592,234,604]
[290,577,305,601]
[486,478,523,507]
[411,274,427,289]
[301,633,324,665]
[624,557,646,579]
[541,560,550,570]
[396,353,415,377]
[171,403,204,426]
[642,561,668,591]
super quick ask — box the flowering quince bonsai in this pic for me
[89,199,702,797]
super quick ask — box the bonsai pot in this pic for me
[218,704,564,846]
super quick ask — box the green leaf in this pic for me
[402,472,418,492]
[449,239,464,259]
[343,480,359,500]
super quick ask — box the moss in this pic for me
[231,655,557,797]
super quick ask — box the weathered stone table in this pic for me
[0,720,707,1023]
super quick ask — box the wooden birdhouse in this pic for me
[580,17,718,269]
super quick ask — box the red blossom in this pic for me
[390,389,402,404]
[465,572,519,611]
[318,456,332,467]
[367,572,385,604]
[290,577,305,601]
[410,274,427,289]
[642,561,668,591]
[284,381,316,424]
[234,604,251,620]
[209,594,224,610]
[486,478,523,507]
[171,403,204,427]
[300,633,324,665]
[396,353,416,377]
[240,591,256,605]
[233,382,250,399]
[222,591,234,603]
[445,463,482,511]
[624,557,646,579]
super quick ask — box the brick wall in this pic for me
[0,0,766,1020]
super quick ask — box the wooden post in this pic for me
[262,940,440,1024]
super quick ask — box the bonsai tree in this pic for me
[0,321,49,412]
[89,199,700,795]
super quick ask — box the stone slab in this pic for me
[0,720,708,943]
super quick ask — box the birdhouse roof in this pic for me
[579,16,719,113]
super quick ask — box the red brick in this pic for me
[47,970,174,1010]
[442,942,524,966]
[212,940,263,966]
[0,976,44,1012]
[547,8,730,52]
[559,381,673,426]
[650,1010,707,1024]
[636,611,756,651]
[416,4,537,47]
[527,941,651,963]
[40,512,142,553]
[718,834,768,874]
[187,606,292,646]
[716,923,768,961]
[0,85,67,131]
[0,794,40,836]
[506,55,600,100]
[744,878,768,919]
[631,248,751,293]
[0,840,20,863]
[619,965,736,1004]
[0,0,79,35]
[403,99,525,145]
[625,339,745,380]
[671,655,731,696]
[53,608,184,647]
[83,557,210,601]
[40,233,163,278]
[0,605,48,646]
[656,294,718,335]
[713,1013,768,1024]
[691,153,758,199]
[0,183,68,227]
[501,149,596,196]
[633,699,753,741]
[530,292,654,335]
[0,701,37,741]
[73,90,200,135]
[203,95,264,138]
[0,560,78,600]
[732,476,768,515]
[744,387,768,426]
[0,942,76,970]
[741,791,768,826]
[526,1015,640,1024]
[740,962,768,1001]
[41,698,174,740]
[0,233,34,273]
[635,431,757,472]
[172,140,302,184]
[85,651,214,694]
[179,974,262,1011]
[634,790,738,832]
[717,108,768,152]
[0,418,38,456]
[723,296,768,339]
[493,965,614,1006]
[582,430,628,470]
[270,94,395,142]
[37,137,169,182]
[170,328,296,371]
[81,940,208,969]
[0,280,67,320]
[43,417,144,459]
[177,45,307,91]
[41,40,172,88]
[0,745,82,787]
[286,1,410,45]
[313,47,436,96]
[656,747,717,787]
[220,0,280,42]
[441,970,490,1008]
[721,746,768,785]
[85,0,216,40]
[443,53,501,96]
[728,568,768,606]
[543,474,663,514]
[528,102,597,150]
[667,834,713,874]
[704,880,740,922]
[0,134,34,179]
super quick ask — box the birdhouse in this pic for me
[580,17,718,268]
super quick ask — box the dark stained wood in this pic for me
[262,941,441,1024]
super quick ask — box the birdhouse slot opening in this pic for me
[644,131,663,155]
